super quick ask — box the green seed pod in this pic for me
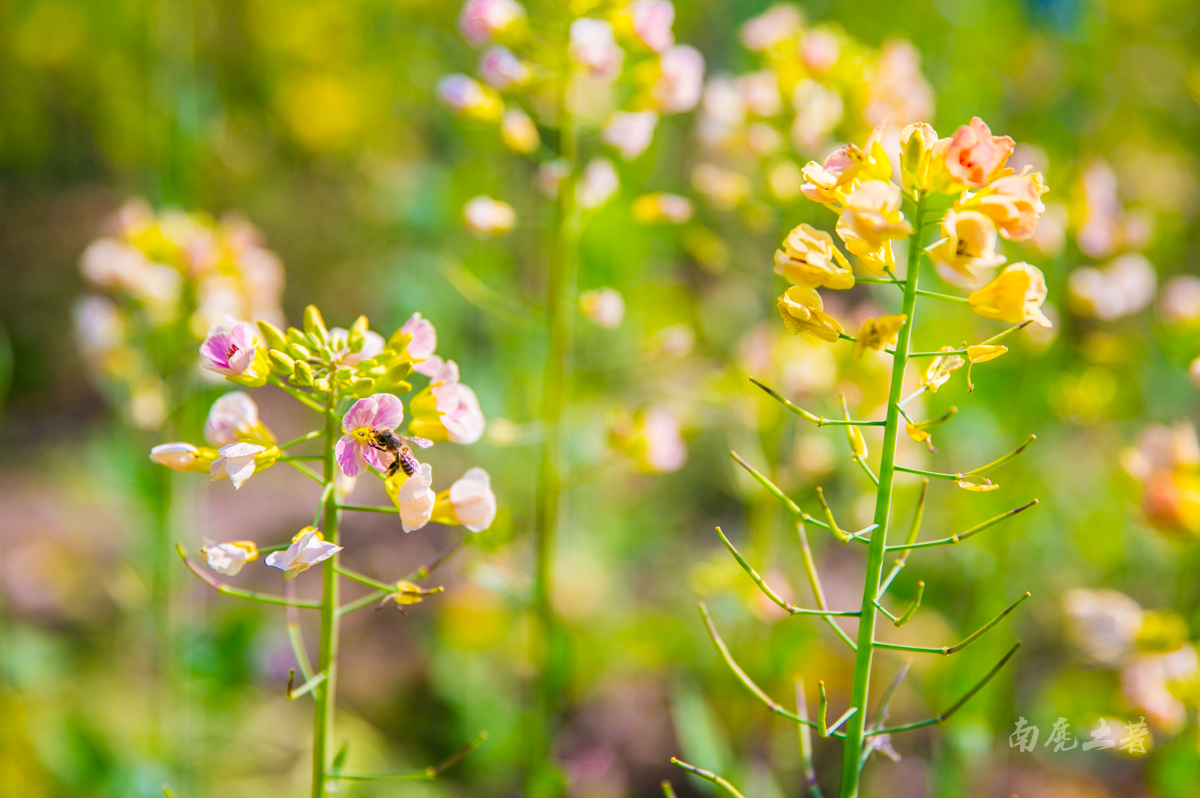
[351,377,376,397]
[303,305,329,342]
[293,360,315,386]
[286,326,307,346]
[257,320,288,351]
[268,350,295,375]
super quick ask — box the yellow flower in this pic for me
[853,314,907,359]
[967,344,1008,363]
[925,210,1006,281]
[918,346,965,392]
[967,167,1047,241]
[836,181,913,275]
[777,286,844,343]
[905,423,935,452]
[957,476,999,492]
[799,128,892,205]
[968,263,1052,327]
[774,224,854,290]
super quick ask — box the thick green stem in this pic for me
[531,95,580,781]
[312,389,341,798]
[840,194,926,797]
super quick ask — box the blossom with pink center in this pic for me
[328,326,385,365]
[386,462,436,532]
[265,527,342,575]
[210,442,271,489]
[652,45,704,113]
[200,539,258,576]
[199,316,259,377]
[151,442,201,472]
[448,468,497,531]
[580,288,625,328]
[576,158,620,210]
[204,392,260,447]
[569,18,624,80]
[602,110,658,160]
[402,312,441,376]
[625,0,675,52]
[457,0,526,46]
[335,394,405,477]
[479,46,531,90]
[463,196,517,236]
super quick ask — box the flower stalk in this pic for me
[311,387,341,798]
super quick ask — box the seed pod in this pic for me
[286,342,312,362]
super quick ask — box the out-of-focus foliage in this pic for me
[1,0,1199,797]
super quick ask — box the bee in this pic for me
[370,431,434,477]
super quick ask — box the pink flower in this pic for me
[740,3,802,52]
[602,110,658,160]
[479,46,530,90]
[402,312,441,376]
[386,462,436,532]
[653,45,704,113]
[151,442,201,472]
[449,468,497,531]
[204,392,260,447]
[458,0,526,46]
[335,394,405,477]
[210,442,269,489]
[199,316,259,377]
[443,383,486,444]
[576,158,620,210]
[938,117,1014,189]
[569,18,624,80]
[626,0,675,52]
[580,288,625,328]
[642,406,687,472]
[436,74,503,121]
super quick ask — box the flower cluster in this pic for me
[1120,421,1200,537]
[75,199,285,428]
[691,4,933,212]
[152,305,495,570]
[439,0,704,233]
[777,118,1052,349]
[1065,588,1200,733]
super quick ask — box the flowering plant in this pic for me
[671,117,1051,798]
[152,304,494,796]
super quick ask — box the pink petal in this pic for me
[227,342,256,374]
[335,436,365,477]
[342,397,379,432]
[362,445,391,472]
[402,313,437,360]
[369,393,404,429]
[413,354,444,377]
[200,333,231,368]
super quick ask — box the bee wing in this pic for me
[403,436,435,449]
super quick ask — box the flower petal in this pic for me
[370,393,404,430]
[335,436,365,477]
[342,397,379,433]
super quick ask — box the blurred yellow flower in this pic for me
[500,107,540,153]
[836,181,913,275]
[966,344,1008,363]
[632,192,693,224]
[776,286,843,342]
[852,314,906,359]
[773,224,854,290]
[968,263,1052,327]
[917,346,964,392]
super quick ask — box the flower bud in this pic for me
[287,342,312,361]
[347,315,369,352]
[293,360,315,386]
[351,377,376,397]
[257,320,289,351]
[302,305,329,342]
[269,350,295,375]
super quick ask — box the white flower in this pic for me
[569,18,624,80]
[204,392,260,447]
[577,158,619,210]
[463,196,517,236]
[641,406,687,472]
[200,539,258,576]
[580,288,625,328]
[73,295,125,355]
[265,527,342,575]
[653,45,705,113]
[150,442,200,472]
[1063,588,1143,665]
[626,0,675,52]
[1068,253,1157,321]
[740,3,802,52]
[210,442,267,489]
[391,463,436,533]
[602,110,658,160]
[479,45,531,90]
[449,467,497,532]
[443,383,487,444]
[328,327,385,365]
[1161,275,1200,325]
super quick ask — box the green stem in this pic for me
[531,95,580,776]
[840,192,926,797]
[312,388,341,798]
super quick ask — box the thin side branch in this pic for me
[670,759,748,798]
[875,592,1030,655]
[175,544,321,609]
[331,731,488,781]
[795,681,824,798]
[884,500,1038,552]
[716,529,860,617]
[867,642,1022,736]
[962,435,1037,476]
[337,504,400,515]
[287,669,327,700]
[697,603,845,737]
[877,480,928,600]
[750,378,884,426]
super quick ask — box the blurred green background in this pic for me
[2,0,1199,796]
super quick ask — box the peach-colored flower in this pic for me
[740,3,802,52]
[773,224,854,290]
[966,167,1047,241]
[968,263,1052,327]
[1161,276,1200,325]
[1120,422,1200,535]
[835,181,912,274]
[935,117,1014,189]
[926,209,1006,282]
[862,40,934,129]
